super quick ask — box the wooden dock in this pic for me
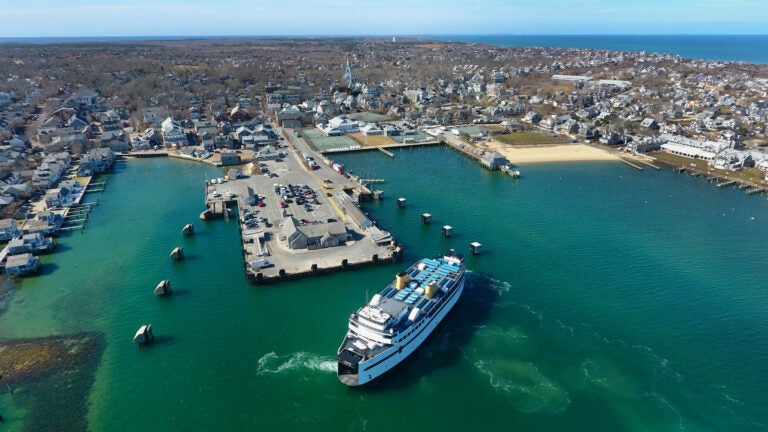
[377,147,394,158]
[619,157,644,171]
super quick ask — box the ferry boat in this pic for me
[337,250,466,386]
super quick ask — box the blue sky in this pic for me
[1,0,766,37]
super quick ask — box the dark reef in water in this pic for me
[0,332,106,432]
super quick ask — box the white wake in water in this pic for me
[256,351,336,375]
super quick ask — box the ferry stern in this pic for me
[337,348,362,386]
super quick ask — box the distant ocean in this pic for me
[427,34,768,64]
[1,34,766,64]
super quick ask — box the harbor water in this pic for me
[1,147,767,431]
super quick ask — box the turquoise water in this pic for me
[1,148,767,431]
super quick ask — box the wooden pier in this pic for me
[61,202,97,232]
[618,157,644,171]
[86,181,107,193]
[377,147,394,158]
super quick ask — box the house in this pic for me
[33,161,66,189]
[579,124,600,140]
[360,123,384,136]
[480,152,508,170]
[44,179,82,209]
[7,233,53,255]
[4,252,40,276]
[710,150,750,171]
[131,133,151,150]
[143,107,168,126]
[78,148,115,176]
[194,119,219,137]
[596,130,619,145]
[276,107,304,128]
[0,183,32,200]
[102,134,130,152]
[220,151,241,166]
[213,134,237,150]
[640,118,660,130]
[256,145,281,161]
[0,218,19,241]
[383,124,403,136]
[230,105,252,122]
[627,136,664,153]
[23,211,64,235]
[522,111,542,124]
[317,115,359,136]
[161,117,187,148]
[280,216,350,250]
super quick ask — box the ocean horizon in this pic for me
[1,34,766,63]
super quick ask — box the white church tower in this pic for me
[342,58,355,88]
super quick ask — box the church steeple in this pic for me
[342,57,355,88]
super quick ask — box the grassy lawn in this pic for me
[73,176,90,185]
[495,132,573,146]
[348,133,396,147]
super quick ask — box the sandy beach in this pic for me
[483,142,620,164]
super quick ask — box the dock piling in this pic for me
[442,225,453,237]
[470,242,482,255]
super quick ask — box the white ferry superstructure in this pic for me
[337,251,465,386]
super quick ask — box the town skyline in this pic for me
[1,0,767,38]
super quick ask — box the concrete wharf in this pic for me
[202,130,401,285]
